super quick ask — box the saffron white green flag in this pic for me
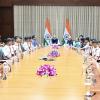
[63,19,71,45]
[44,18,52,46]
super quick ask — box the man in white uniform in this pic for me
[95,41,100,62]
[81,37,90,63]
[23,37,31,54]
[91,41,98,60]
[14,36,23,61]
[2,38,13,79]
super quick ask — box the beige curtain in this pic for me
[14,6,100,43]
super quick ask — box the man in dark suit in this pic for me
[51,37,58,44]
[51,35,60,45]
[67,38,73,46]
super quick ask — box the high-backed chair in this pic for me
[0,49,10,80]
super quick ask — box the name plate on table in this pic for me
[39,56,55,61]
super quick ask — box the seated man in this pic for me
[14,36,23,59]
[63,33,70,45]
[2,37,13,64]
[52,37,58,44]
[67,38,73,46]
[2,38,12,60]
[0,40,5,63]
[44,34,52,46]
[95,41,100,62]
[73,38,81,48]
[0,38,10,80]
[23,37,31,54]
[32,35,40,49]
[0,50,7,80]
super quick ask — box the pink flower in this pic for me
[36,64,57,77]
[48,50,60,57]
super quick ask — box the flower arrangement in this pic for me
[36,64,57,77]
[48,50,60,57]
[52,44,59,49]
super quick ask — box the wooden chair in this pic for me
[0,49,11,80]
[0,63,3,79]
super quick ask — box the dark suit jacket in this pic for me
[51,38,58,44]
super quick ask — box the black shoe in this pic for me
[9,68,11,72]
[91,92,96,97]
[85,92,96,97]
[3,76,7,80]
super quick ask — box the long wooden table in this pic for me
[0,47,85,100]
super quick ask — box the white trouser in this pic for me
[16,53,23,59]
[23,51,30,55]
[83,53,89,63]
[6,59,12,67]
[14,56,19,62]
[3,62,10,77]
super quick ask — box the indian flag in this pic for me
[62,19,71,45]
[44,18,52,46]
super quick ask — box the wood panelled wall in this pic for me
[0,0,100,37]
[1,0,100,7]
[0,7,13,37]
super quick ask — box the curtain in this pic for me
[14,6,100,43]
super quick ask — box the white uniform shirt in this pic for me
[95,47,100,60]
[10,45,15,55]
[83,42,90,55]
[22,42,30,52]
[92,47,98,59]
[2,45,12,58]
[29,42,34,51]
[13,42,22,54]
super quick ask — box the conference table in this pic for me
[0,47,86,100]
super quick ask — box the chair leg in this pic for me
[3,74,7,80]
[9,67,11,72]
